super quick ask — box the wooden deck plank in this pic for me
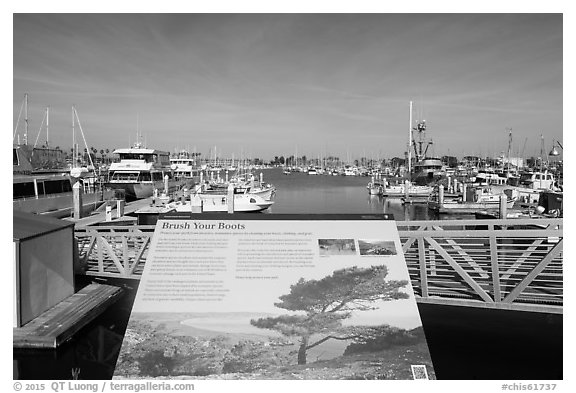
[13,283,123,349]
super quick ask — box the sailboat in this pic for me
[13,100,111,217]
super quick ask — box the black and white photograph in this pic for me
[114,264,435,380]
[358,240,397,256]
[12,10,563,384]
[318,238,357,256]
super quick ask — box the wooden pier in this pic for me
[13,283,123,349]
[73,217,563,314]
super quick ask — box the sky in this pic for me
[12,13,563,161]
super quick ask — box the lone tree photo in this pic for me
[250,265,410,365]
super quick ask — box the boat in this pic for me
[106,142,190,200]
[366,180,386,196]
[13,102,113,218]
[428,185,516,214]
[13,144,111,218]
[407,102,445,186]
[170,153,199,180]
[382,181,433,198]
[166,192,274,213]
[202,172,276,201]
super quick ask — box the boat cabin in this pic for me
[13,174,72,200]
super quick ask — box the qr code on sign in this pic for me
[411,365,429,380]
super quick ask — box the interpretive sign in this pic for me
[114,214,435,380]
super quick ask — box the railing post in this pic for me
[418,237,428,298]
[489,225,501,302]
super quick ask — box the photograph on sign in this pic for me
[113,218,435,380]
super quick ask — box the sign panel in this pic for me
[114,215,435,380]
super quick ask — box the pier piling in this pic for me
[72,181,83,219]
[227,183,234,214]
[499,194,508,219]
[439,184,444,204]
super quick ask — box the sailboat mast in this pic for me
[506,128,512,174]
[72,105,76,166]
[408,101,413,177]
[46,106,50,147]
[24,93,29,145]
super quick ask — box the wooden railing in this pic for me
[76,225,156,279]
[75,218,563,313]
[397,218,563,313]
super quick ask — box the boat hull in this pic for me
[106,179,190,200]
[383,185,433,198]
[428,199,515,214]
[169,194,274,213]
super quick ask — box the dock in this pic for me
[66,197,157,228]
[13,283,123,349]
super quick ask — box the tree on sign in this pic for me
[250,265,409,365]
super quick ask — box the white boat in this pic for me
[382,179,433,198]
[167,193,274,213]
[366,180,386,196]
[107,142,189,200]
[203,174,276,201]
[428,185,516,213]
[170,155,199,180]
[488,171,559,205]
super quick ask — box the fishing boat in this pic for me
[407,101,445,186]
[106,142,189,200]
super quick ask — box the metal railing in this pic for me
[397,218,563,313]
[75,218,563,313]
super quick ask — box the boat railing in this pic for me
[397,218,562,313]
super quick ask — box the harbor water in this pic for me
[13,168,561,380]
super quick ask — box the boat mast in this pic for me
[24,93,29,145]
[46,106,50,147]
[506,128,512,175]
[408,101,412,177]
[72,105,76,167]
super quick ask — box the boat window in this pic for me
[112,172,140,182]
[250,198,256,203]
[13,149,19,166]
[152,172,163,181]
[140,172,151,181]
[44,179,72,195]
[36,181,45,196]
[13,182,36,199]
